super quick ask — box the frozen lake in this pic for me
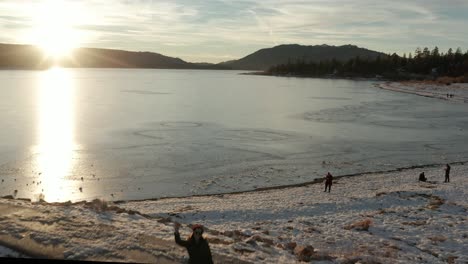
[1,68,468,202]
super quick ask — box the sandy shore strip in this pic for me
[378,82,468,103]
[1,163,467,263]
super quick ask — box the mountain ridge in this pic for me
[0,42,385,70]
[219,44,386,70]
[0,43,228,70]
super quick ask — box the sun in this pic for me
[30,0,83,59]
[36,27,77,59]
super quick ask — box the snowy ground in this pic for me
[0,245,28,258]
[378,82,468,103]
[1,163,466,263]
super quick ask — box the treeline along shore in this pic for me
[263,47,468,82]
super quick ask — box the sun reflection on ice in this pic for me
[35,67,77,202]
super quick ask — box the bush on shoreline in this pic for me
[435,75,468,85]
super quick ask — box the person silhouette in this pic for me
[444,164,451,182]
[419,172,427,182]
[324,172,333,192]
[174,222,213,264]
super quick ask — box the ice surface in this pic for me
[1,70,468,204]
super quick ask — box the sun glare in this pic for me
[35,67,76,202]
[31,0,82,59]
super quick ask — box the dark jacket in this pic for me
[419,172,426,182]
[175,232,213,264]
[325,174,333,185]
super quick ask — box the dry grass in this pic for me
[447,255,458,264]
[83,199,133,214]
[436,76,459,85]
[376,209,386,215]
[403,75,468,86]
[427,196,445,210]
[381,245,400,258]
[428,235,447,243]
[340,248,382,264]
[84,199,108,212]
[207,237,232,245]
[420,247,440,257]
[402,220,426,226]
[436,75,468,84]
[304,226,322,233]
[344,219,373,231]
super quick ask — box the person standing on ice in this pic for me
[444,164,451,182]
[174,222,213,264]
[324,172,333,192]
[419,172,427,182]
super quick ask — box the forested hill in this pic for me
[218,44,385,70]
[266,46,468,81]
[0,43,227,70]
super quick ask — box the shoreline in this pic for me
[117,159,467,204]
[1,161,466,263]
[378,81,468,103]
[241,71,385,81]
[2,160,466,205]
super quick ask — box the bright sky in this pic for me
[1,0,468,63]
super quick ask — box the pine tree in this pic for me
[422,47,430,58]
[447,48,453,56]
[415,47,422,58]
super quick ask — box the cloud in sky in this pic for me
[1,0,467,63]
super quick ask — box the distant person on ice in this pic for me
[324,172,333,192]
[174,222,213,264]
[419,172,427,182]
[444,164,451,182]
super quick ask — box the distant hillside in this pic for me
[0,43,228,70]
[219,44,386,70]
[64,48,190,68]
[0,43,47,69]
[1,43,385,71]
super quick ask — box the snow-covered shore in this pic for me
[1,162,466,263]
[378,81,468,103]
